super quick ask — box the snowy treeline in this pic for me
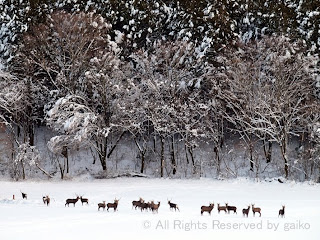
[0,1,320,181]
[1,0,320,65]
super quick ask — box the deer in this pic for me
[242,206,250,217]
[251,204,261,217]
[98,201,106,211]
[278,205,285,218]
[65,196,79,207]
[80,196,89,205]
[21,191,27,200]
[42,195,50,206]
[217,203,227,213]
[168,199,180,211]
[107,199,119,212]
[226,203,237,214]
[151,201,161,213]
[201,203,214,215]
[140,202,151,212]
[132,197,144,210]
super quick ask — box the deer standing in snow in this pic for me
[168,199,180,211]
[251,204,261,217]
[217,203,227,213]
[107,199,119,212]
[98,201,106,211]
[278,205,285,218]
[242,206,250,217]
[201,203,214,215]
[65,196,79,207]
[42,196,50,206]
[226,203,237,214]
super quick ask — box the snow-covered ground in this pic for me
[0,178,319,240]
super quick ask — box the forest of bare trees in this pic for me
[0,1,320,181]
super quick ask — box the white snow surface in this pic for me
[0,178,319,240]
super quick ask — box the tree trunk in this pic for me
[61,146,69,173]
[188,146,196,174]
[91,147,97,164]
[55,157,66,180]
[214,146,220,175]
[140,152,145,174]
[263,140,272,163]
[28,123,34,146]
[107,131,125,158]
[134,138,146,174]
[100,156,107,171]
[98,137,108,171]
[66,154,69,174]
[21,159,25,180]
[17,125,21,138]
[249,142,254,172]
[170,136,176,175]
[160,136,164,177]
[185,144,189,164]
[99,151,107,171]
[35,163,53,178]
[280,137,289,179]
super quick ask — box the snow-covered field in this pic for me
[0,178,319,240]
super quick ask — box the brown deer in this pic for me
[98,201,106,211]
[132,197,144,210]
[80,196,89,205]
[201,203,214,215]
[226,203,237,214]
[168,200,180,211]
[21,191,27,200]
[151,201,161,213]
[42,196,50,206]
[242,206,250,217]
[140,202,151,212]
[65,196,79,207]
[278,205,285,218]
[107,199,119,212]
[251,204,261,217]
[217,203,227,213]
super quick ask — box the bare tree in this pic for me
[18,11,112,94]
[125,41,215,176]
[218,36,319,178]
[13,142,52,180]
[18,11,125,172]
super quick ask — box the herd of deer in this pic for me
[203,203,265,217]
[18,191,285,217]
